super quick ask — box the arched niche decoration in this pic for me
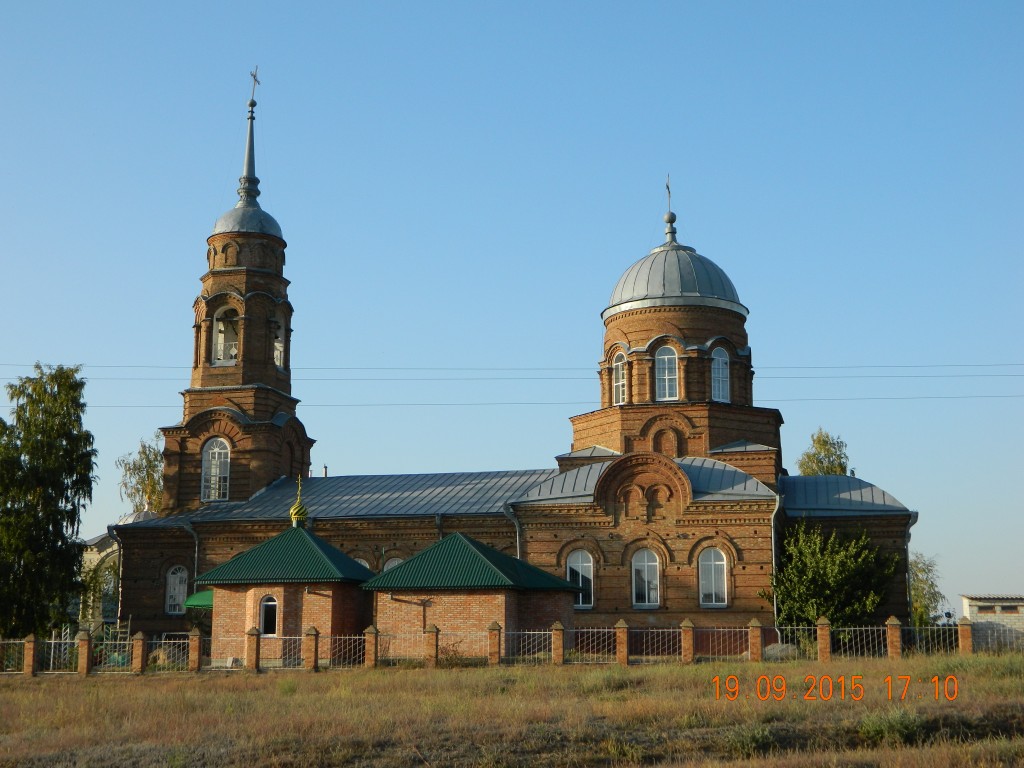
[555,536,606,568]
[638,329,686,354]
[685,535,741,566]
[639,414,698,459]
[619,535,674,566]
[182,411,246,447]
[594,452,692,521]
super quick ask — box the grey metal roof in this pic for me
[961,594,1024,601]
[555,446,621,459]
[709,440,777,454]
[513,456,775,505]
[603,240,747,321]
[779,476,909,516]
[119,469,560,528]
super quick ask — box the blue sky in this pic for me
[2,2,1021,609]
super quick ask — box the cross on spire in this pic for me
[249,66,260,102]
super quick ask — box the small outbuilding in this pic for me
[363,533,580,635]
[196,488,374,660]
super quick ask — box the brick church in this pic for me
[114,94,916,636]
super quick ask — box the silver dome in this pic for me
[603,241,747,320]
[212,201,283,239]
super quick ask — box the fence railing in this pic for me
[2,616,1014,676]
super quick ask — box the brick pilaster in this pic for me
[615,620,629,667]
[424,624,439,668]
[550,621,564,665]
[245,627,261,672]
[76,630,92,676]
[364,626,378,668]
[188,628,202,673]
[816,617,831,663]
[957,618,973,655]
[22,634,37,676]
[131,632,146,674]
[304,627,320,672]
[681,619,694,664]
[487,622,502,666]
[748,619,763,663]
[885,616,902,660]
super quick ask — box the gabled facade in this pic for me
[114,90,916,637]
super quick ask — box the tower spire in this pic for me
[664,174,678,243]
[236,67,262,207]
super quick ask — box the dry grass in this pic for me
[0,655,1022,766]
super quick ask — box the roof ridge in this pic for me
[458,533,517,587]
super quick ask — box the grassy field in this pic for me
[1,655,1022,767]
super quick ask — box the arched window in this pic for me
[631,549,660,608]
[711,348,730,403]
[654,347,678,401]
[699,548,728,607]
[566,550,594,609]
[354,558,370,569]
[383,557,403,572]
[259,595,278,635]
[165,565,188,615]
[612,353,627,405]
[201,438,230,501]
[271,311,285,368]
[213,308,240,366]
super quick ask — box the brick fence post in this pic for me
[76,630,92,676]
[816,617,831,663]
[958,618,973,655]
[748,619,763,663]
[131,632,146,674]
[245,627,261,672]
[681,619,694,664]
[615,620,629,667]
[22,634,38,676]
[304,627,320,672]
[364,626,378,668]
[188,628,202,673]
[550,621,564,665]
[424,624,439,668]
[885,616,902,660]
[487,622,502,666]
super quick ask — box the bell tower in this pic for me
[160,76,313,514]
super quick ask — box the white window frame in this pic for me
[711,348,730,403]
[566,550,594,609]
[213,308,240,366]
[382,557,403,572]
[631,549,660,608]
[259,595,278,636]
[654,347,678,401]
[612,353,627,405]
[354,558,370,569]
[165,565,188,615]
[271,311,285,368]
[201,438,230,501]
[699,548,728,607]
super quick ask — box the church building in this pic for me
[114,93,916,637]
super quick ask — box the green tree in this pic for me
[909,552,947,627]
[761,522,898,626]
[0,364,96,637]
[116,432,164,516]
[796,427,851,476]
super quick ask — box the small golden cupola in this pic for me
[289,476,309,527]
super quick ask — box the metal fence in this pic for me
[973,623,1024,654]
[259,636,303,668]
[764,626,818,661]
[0,640,25,673]
[902,625,958,656]
[627,628,680,664]
[437,632,489,667]
[378,634,423,666]
[694,627,749,661]
[831,627,887,658]
[566,628,617,664]
[503,630,552,665]
[42,640,78,673]
[92,637,133,672]
[145,639,189,672]
[200,636,243,670]
[326,635,365,668]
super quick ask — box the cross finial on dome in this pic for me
[664,174,678,244]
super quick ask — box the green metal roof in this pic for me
[196,524,375,585]
[184,589,214,610]
[362,533,579,592]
